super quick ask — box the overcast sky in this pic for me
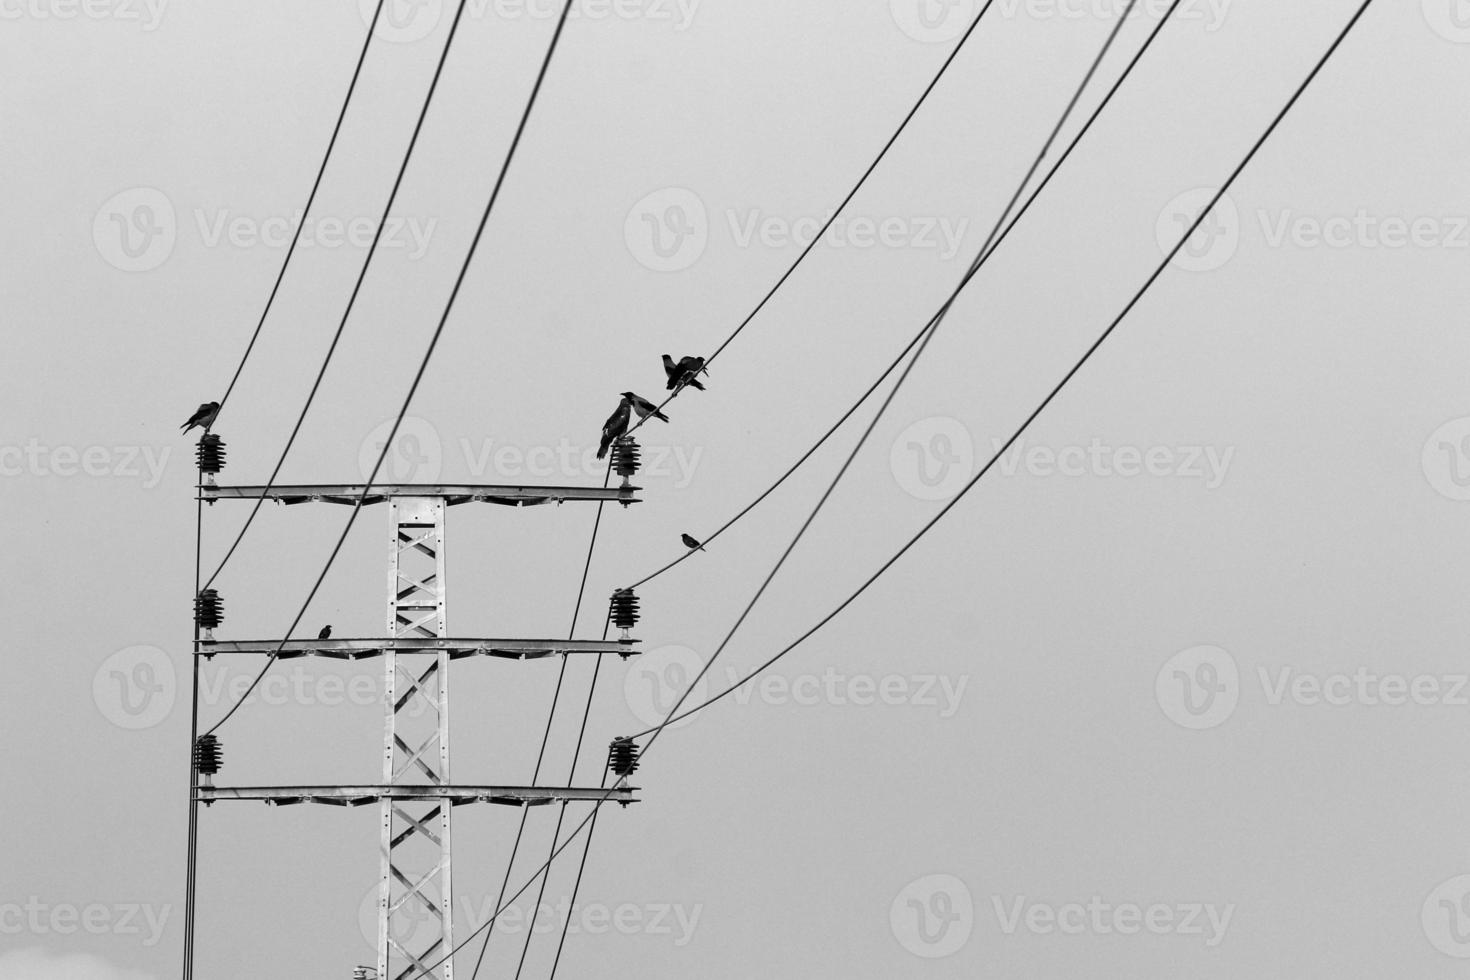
[4,1,1470,977]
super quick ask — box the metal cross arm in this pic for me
[199,483,640,507]
[195,785,639,807]
[193,638,640,661]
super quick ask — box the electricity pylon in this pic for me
[193,476,642,980]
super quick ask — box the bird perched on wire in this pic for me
[681,533,706,552]
[663,355,708,392]
[180,401,220,434]
[597,397,632,459]
[318,625,332,640]
[622,392,670,423]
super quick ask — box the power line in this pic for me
[404,5,1377,973]
[215,0,386,420]
[633,0,1379,737]
[201,0,575,739]
[625,0,1140,774]
[622,0,1186,596]
[184,9,385,977]
[620,0,1000,444]
[200,0,465,593]
[469,466,612,980]
[406,7,1152,974]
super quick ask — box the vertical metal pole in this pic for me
[380,498,453,980]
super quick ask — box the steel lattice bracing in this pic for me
[381,497,453,980]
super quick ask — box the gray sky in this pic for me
[4,0,1470,977]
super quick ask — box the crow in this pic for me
[598,398,633,459]
[621,392,670,423]
[181,401,220,433]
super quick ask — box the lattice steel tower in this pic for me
[193,473,643,980]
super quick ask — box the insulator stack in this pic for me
[193,734,222,782]
[611,436,641,484]
[610,589,640,639]
[196,433,226,485]
[194,589,223,637]
[608,736,639,778]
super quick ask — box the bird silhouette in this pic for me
[681,533,706,552]
[598,398,633,459]
[663,355,708,392]
[621,392,670,423]
[181,401,220,433]
[318,625,332,640]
